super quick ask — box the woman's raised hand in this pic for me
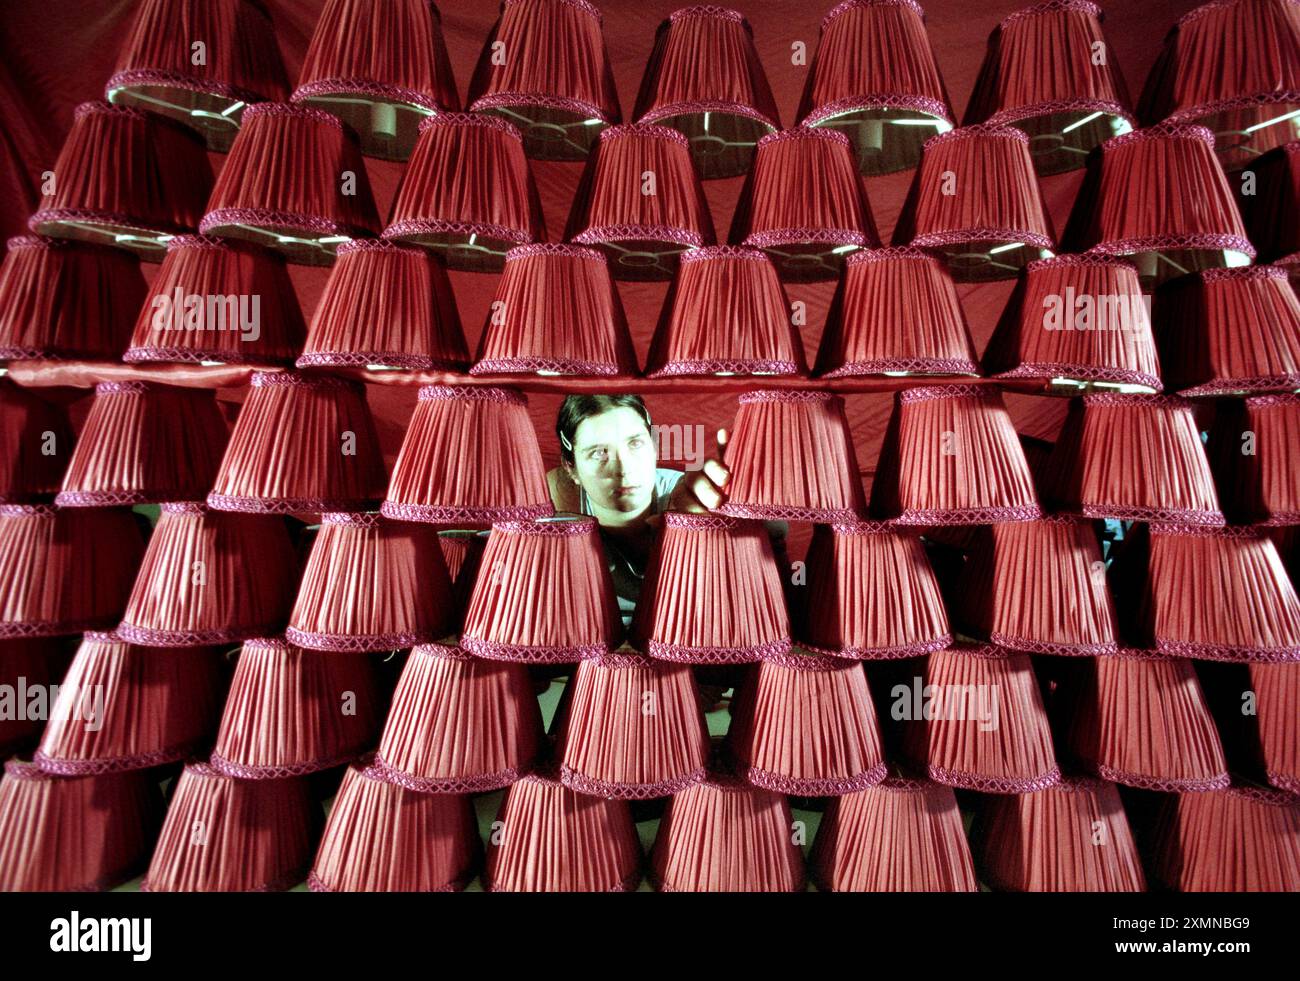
[667,428,731,513]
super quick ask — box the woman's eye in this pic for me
[628,437,644,449]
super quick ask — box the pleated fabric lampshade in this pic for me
[970,777,1146,892]
[118,503,296,647]
[208,372,387,514]
[292,0,460,161]
[0,380,73,502]
[200,103,380,265]
[718,390,866,522]
[438,530,489,627]
[725,647,888,795]
[0,639,75,756]
[105,0,290,151]
[384,113,545,272]
[0,762,161,892]
[309,759,478,892]
[374,641,542,793]
[141,761,317,892]
[964,1,1136,176]
[869,386,1042,525]
[566,123,714,280]
[1208,395,1300,525]
[0,506,144,639]
[34,632,227,775]
[633,5,780,179]
[124,235,304,366]
[893,124,1055,281]
[468,0,621,161]
[645,246,805,377]
[287,512,454,652]
[731,127,880,282]
[1062,123,1254,286]
[0,236,147,362]
[809,774,978,892]
[382,386,553,524]
[1250,662,1300,792]
[1242,141,1300,273]
[814,247,979,378]
[628,511,790,664]
[56,382,227,507]
[471,244,638,377]
[29,102,213,259]
[798,0,955,176]
[1138,0,1300,170]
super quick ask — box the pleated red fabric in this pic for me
[468,0,621,161]
[0,638,76,756]
[982,254,1161,393]
[437,530,489,628]
[28,102,213,259]
[105,0,289,151]
[1269,525,1300,588]
[124,235,304,367]
[384,113,545,272]
[629,511,790,664]
[798,0,955,176]
[719,390,866,522]
[1242,141,1300,269]
[200,103,380,265]
[1208,394,1300,525]
[0,236,147,361]
[814,247,979,378]
[964,1,1136,176]
[34,632,226,775]
[1250,662,1300,792]
[0,761,161,892]
[0,380,72,503]
[809,773,978,891]
[970,776,1146,892]
[566,123,714,281]
[893,124,1055,281]
[382,385,553,524]
[471,244,639,377]
[208,371,387,514]
[309,758,478,892]
[292,0,460,160]
[633,6,779,179]
[141,760,317,892]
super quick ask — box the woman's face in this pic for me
[567,406,659,514]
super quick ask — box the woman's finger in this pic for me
[703,457,730,488]
[689,472,725,510]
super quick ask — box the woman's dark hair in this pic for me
[556,394,652,466]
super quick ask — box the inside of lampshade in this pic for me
[583,239,692,283]
[1125,246,1253,289]
[1191,103,1300,173]
[28,215,171,261]
[1013,109,1133,177]
[385,229,515,274]
[106,85,246,153]
[474,104,606,161]
[295,93,434,162]
[645,110,776,180]
[806,107,952,176]
[755,242,861,284]
[200,221,347,268]
[932,241,1053,283]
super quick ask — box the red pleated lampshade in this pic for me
[964,1,1136,176]
[718,390,866,522]
[893,124,1055,281]
[201,104,381,266]
[0,762,161,892]
[292,0,460,161]
[633,6,780,179]
[208,371,387,514]
[298,239,469,372]
[814,247,979,378]
[471,244,638,377]
[1062,122,1254,286]
[629,511,790,664]
[142,760,317,892]
[29,102,213,259]
[438,530,489,627]
[287,512,455,652]
[34,632,227,775]
[1208,394,1300,525]
[1138,0,1300,170]
[382,385,553,524]
[57,382,227,507]
[105,0,289,152]
[0,236,147,361]
[384,113,545,272]
[0,639,76,756]
[566,123,714,281]
[809,774,978,892]
[0,380,73,503]
[798,0,956,176]
[1042,393,1224,524]
[309,759,478,892]
[869,385,1042,524]
[1250,662,1300,792]
[0,506,144,639]
[118,502,297,647]
[468,0,620,161]
[374,641,542,792]
[982,254,1161,393]
[1242,141,1300,272]
[124,235,305,366]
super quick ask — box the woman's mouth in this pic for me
[614,485,640,496]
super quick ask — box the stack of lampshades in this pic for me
[0,0,1297,892]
